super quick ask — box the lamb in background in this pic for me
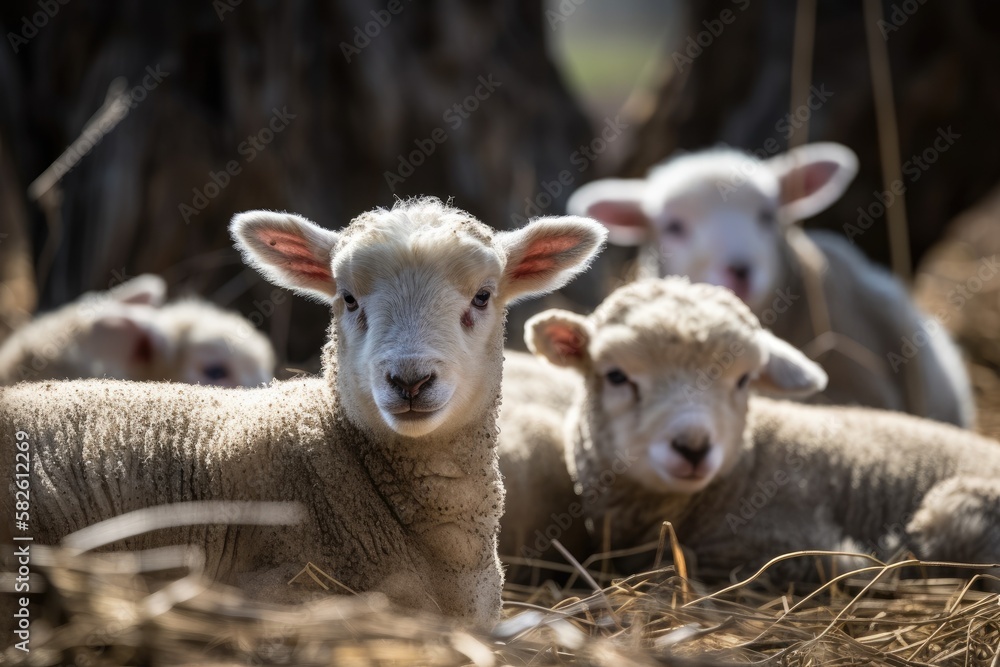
[525,277,1000,584]
[567,143,974,427]
[0,198,606,626]
[498,351,590,583]
[0,274,275,387]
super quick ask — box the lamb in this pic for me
[0,274,276,387]
[567,143,974,427]
[524,277,1000,585]
[0,198,606,626]
[497,351,590,582]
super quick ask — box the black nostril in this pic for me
[671,433,710,465]
[729,264,752,282]
[388,373,435,399]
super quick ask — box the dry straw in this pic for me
[4,504,999,666]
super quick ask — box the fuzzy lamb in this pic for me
[567,143,974,427]
[525,277,1000,584]
[497,351,591,581]
[0,274,275,387]
[0,198,606,625]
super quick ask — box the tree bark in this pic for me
[618,0,1000,275]
[0,0,594,364]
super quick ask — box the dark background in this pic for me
[2,0,999,373]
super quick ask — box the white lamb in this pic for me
[0,198,607,625]
[567,143,974,427]
[0,274,275,387]
[524,277,1000,584]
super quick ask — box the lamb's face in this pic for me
[527,278,828,496]
[588,331,762,494]
[173,328,276,388]
[332,216,507,438]
[583,284,764,494]
[231,200,608,441]
[567,144,859,315]
[642,159,783,313]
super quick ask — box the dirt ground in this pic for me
[915,186,1000,439]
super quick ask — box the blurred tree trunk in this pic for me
[0,0,594,366]
[617,0,1000,275]
[0,44,35,343]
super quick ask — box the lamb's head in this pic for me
[157,301,277,387]
[66,276,276,387]
[527,278,826,495]
[567,143,857,313]
[232,198,606,439]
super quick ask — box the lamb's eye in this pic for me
[665,219,686,237]
[737,373,751,390]
[203,364,229,381]
[472,290,491,309]
[343,292,358,312]
[759,210,775,226]
[606,369,629,386]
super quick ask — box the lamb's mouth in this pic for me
[391,407,440,420]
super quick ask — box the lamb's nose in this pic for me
[671,431,711,465]
[388,373,434,400]
[728,263,752,283]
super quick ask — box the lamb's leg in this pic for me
[411,522,503,627]
[908,477,1000,590]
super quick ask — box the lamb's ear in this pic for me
[567,178,651,246]
[108,274,167,306]
[766,143,858,222]
[230,210,340,303]
[525,309,592,371]
[86,304,168,371]
[496,216,607,303]
[753,330,828,397]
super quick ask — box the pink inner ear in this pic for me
[256,228,332,282]
[589,201,647,229]
[511,236,581,279]
[547,323,585,358]
[781,161,838,202]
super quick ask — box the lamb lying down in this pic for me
[0,198,607,626]
[525,277,1000,584]
[568,143,974,427]
[0,274,275,387]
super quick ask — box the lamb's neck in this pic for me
[767,231,816,343]
[321,319,503,574]
[340,396,502,530]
